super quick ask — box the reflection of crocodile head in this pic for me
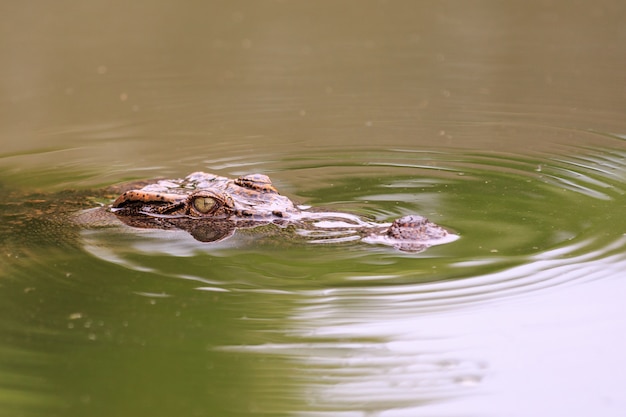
[110,172,457,252]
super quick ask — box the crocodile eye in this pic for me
[192,196,217,214]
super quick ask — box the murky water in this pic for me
[1,1,626,416]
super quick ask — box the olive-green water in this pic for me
[1,1,626,416]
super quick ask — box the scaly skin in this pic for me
[110,172,457,252]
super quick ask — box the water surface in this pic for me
[1,1,626,416]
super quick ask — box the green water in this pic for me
[2,147,625,417]
[2,1,626,416]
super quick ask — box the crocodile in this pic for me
[0,172,456,256]
[106,172,457,252]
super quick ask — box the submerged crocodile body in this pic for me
[108,172,457,252]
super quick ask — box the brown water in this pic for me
[1,1,626,416]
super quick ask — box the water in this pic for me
[1,1,626,416]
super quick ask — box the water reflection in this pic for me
[220,340,485,414]
[62,146,626,414]
[2,141,624,416]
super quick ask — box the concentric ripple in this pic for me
[74,144,626,414]
[201,144,626,415]
[3,143,625,416]
[82,145,625,297]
